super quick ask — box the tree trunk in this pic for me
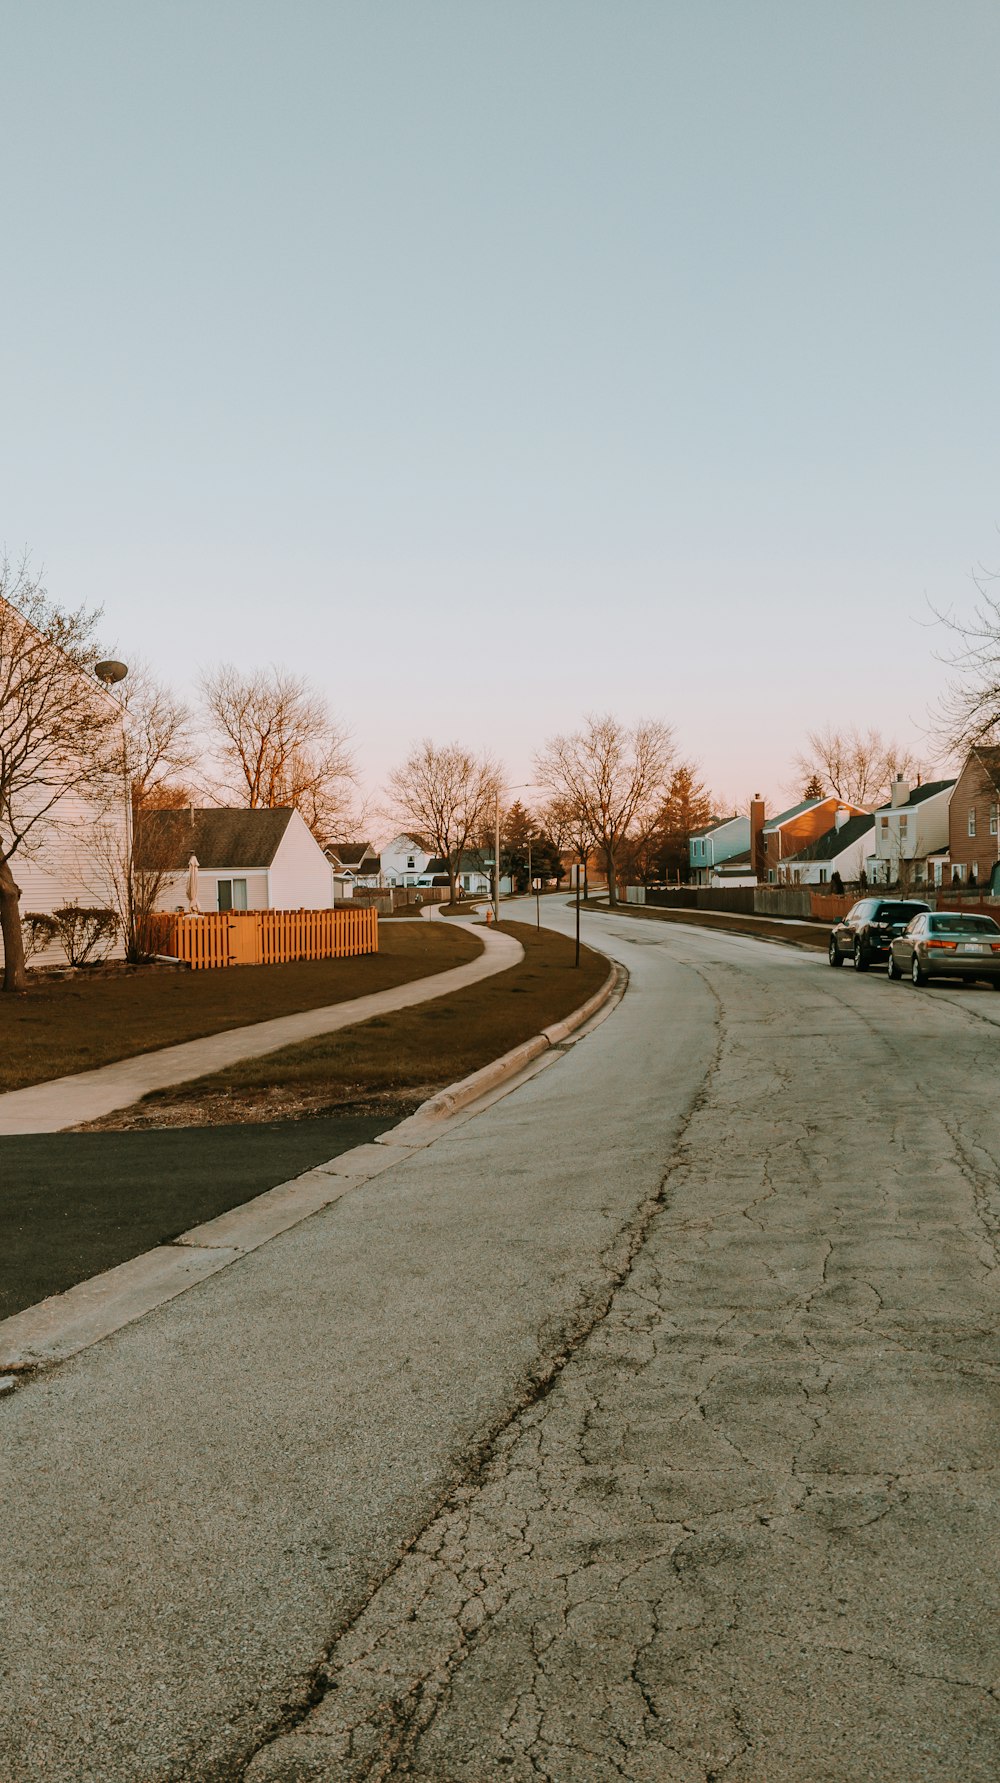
[448,867,459,906]
[0,855,28,992]
[605,843,618,906]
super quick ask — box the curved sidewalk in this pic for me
[0,924,523,1137]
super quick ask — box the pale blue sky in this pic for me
[2,1,999,814]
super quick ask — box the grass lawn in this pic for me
[88,922,610,1128]
[0,922,481,1094]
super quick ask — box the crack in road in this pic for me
[239,934,1000,1783]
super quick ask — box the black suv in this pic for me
[828,898,930,972]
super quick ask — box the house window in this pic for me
[407,856,415,869]
[991,804,998,836]
[971,861,979,882]
[968,809,977,837]
[898,815,908,835]
[218,878,248,912]
[880,815,889,830]
[819,868,828,884]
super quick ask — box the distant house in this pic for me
[763,797,867,884]
[325,841,382,897]
[689,814,751,886]
[422,854,492,896]
[138,807,334,913]
[778,813,875,887]
[380,834,434,887]
[867,777,956,889]
[945,749,1000,887]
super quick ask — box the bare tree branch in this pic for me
[534,714,674,905]
[792,724,922,809]
[386,741,502,906]
[0,553,119,990]
[200,664,356,840]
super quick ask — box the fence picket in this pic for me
[150,906,378,969]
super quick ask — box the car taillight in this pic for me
[992,943,1000,954]
[926,940,958,950]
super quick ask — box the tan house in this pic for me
[946,748,1000,887]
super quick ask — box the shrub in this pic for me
[50,905,120,966]
[21,912,62,959]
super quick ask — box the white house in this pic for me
[779,813,875,887]
[380,834,434,887]
[866,777,956,889]
[0,622,129,969]
[139,807,334,912]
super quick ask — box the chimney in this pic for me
[750,794,766,881]
[835,805,850,831]
[891,774,910,809]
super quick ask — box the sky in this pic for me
[2,0,999,821]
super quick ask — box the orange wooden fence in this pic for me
[148,906,378,969]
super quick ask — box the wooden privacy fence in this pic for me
[148,907,378,970]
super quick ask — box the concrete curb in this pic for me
[379,958,622,1141]
[0,950,626,1382]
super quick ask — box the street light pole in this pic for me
[493,794,501,926]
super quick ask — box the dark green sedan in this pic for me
[887,911,1000,987]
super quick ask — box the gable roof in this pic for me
[762,796,828,831]
[326,841,376,868]
[871,778,955,813]
[689,814,739,839]
[782,814,875,864]
[135,807,297,871]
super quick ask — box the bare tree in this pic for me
[793,725,922,809]
[90,667,198,959]
[932,566,1000,756]
[387,741,502,906]
[543,796,597,900]
[535,715,674,905]
[201,664,355,840]
[0,555,118,991]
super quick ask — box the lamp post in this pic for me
[95,659,130,946]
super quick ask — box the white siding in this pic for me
[2,787,127,966]
[267,811,334,909]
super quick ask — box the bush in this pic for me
[22,912,61,959]
[24,905,120,967]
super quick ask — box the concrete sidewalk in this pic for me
[0,923,522,1136]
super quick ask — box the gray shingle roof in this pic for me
[135,807,296,870]
[782,814,874,864]
[871,779,955,813]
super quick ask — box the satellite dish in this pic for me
[95,660,128,686]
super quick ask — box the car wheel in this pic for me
[887,952,901,981]
[853,941,869,972]
[828,936,842,968]
[911,953,927,987]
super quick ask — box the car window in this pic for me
[905,915,925,935]
[874,902,928,923]
[929,913,1000,934]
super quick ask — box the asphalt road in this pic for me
[0,1118,392,1319]
[3,901,999,1781]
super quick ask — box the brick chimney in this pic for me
[750,795,766,881]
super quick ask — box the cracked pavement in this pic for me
[246,914,1000,1783]
[3,907,999,1780]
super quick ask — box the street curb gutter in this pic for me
[0,955,625,1383]
[379,961,621,1140]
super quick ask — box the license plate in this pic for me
[961,943,990,953]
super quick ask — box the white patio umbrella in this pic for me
[186,855,201,913]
